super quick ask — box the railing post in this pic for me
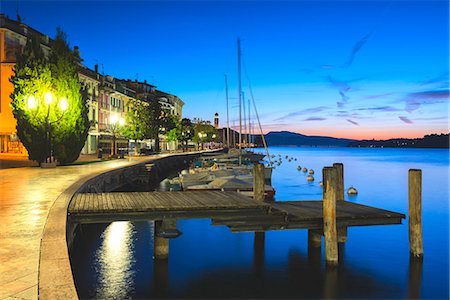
[323,166,338,266]
[409,169,423,259]
[253,163,265,202]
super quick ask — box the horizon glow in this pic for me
[2,0,448,140]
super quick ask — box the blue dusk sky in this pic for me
[1,0,448,139]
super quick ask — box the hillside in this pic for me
[262,131,355,147]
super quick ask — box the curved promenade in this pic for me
[0,154,177,299]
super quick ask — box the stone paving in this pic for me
[0,156,160,299]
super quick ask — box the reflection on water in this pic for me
[95,222,136,299]
[70,147,449,299]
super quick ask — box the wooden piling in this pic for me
[408,169,423,258]
[333,163,347,243]
[333,163,344,201]
[323,167,338,266]
[154,220,169,260]
[253,163,265,202]
[308,229,322,247]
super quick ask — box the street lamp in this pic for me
[27,92,68,165]
[110,114,125,157]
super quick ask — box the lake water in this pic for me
[70,147,449,299]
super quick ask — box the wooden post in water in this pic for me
[333,163,347,243]
[253,163,265,202]
[323,166,338,266]
[154,220,169,260]
[409,169,423,259]
[308,229,322,248]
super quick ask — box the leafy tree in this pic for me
[10,29,89,165]
[122,98,147,155]
[49,28,89,164]
[177,118,194,151]
[193,122,218,150]
[146,98,162,152]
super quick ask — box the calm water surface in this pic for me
[70,147,449,299]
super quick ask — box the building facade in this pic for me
[0,14,184,157]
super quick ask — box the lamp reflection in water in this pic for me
[95,221,136,299]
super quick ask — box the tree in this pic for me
[10,28,89,165]
[122,98,147,155]
[193,123,218,150]
[177,118,194,151]
[146,99,162,152]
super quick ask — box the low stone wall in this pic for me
[38,151,204,299]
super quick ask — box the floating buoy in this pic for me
[302,167,308,173]
[288,159,292,162]
[307,175,314,181]
[319,181,323,187]
[297,166,302,170]
[294,158,297,161]
[348,187,358,195]
[308,169,314,175]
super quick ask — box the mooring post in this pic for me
[253,163,265,201]
[308,229,322,248]
[323,166,338,266]
[154,220,169,260]
[333,163,347,243]
[408,169,423,259]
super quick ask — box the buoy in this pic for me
[181,169,189,175]
[288,159,292,162]
[348,187,358,195]
[307,175,314,181]
[302,167,307,173]
[297,166,301,170]
[294,158,297,161]
[308,169,314,175]
[319,181,323,187]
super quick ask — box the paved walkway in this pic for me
[0,156,162,299]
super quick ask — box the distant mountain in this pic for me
[349,133,449,148]
[262,131,355,147]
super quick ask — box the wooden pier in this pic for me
[68,191,405,230]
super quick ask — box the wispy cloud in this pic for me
[327,76,351,92]
[365,93,394,99]
[346,119,359,126]
[404,89,449,112]
[304,117,326,121]
[355,106,402,112]
[321,65,335,69]
[339,90,350,102]
[399,116,413,124]
[337,101,345,108]
[342,32,373,68]
[274,106,328,121]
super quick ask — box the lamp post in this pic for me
[110,114,125,157]
[27,92,68,165]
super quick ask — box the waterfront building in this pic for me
[0,14,184,157]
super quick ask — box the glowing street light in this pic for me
[110,114,125,157]
[27,96,37,110]
[26,92,69,165]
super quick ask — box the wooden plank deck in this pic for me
[68,191,405,229]
[220,201,405,232]
[68,191,271,223]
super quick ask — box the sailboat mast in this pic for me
[248,97,251,146]
[242,91,247,146]
[237,38,242,165]
[224,74,230,148]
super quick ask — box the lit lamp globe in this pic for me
[27,95,37,110]
[119,117,125,126]
[59,98,68,111]
[44,91,53,105]
[110,114,119,125]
